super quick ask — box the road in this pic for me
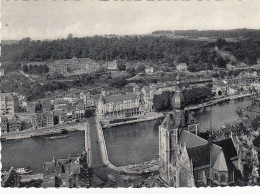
[87,117,105,168]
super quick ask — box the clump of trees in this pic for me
[153,86,212,111]
[22,64,49,75]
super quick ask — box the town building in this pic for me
[0,116,9,133]
[8,115,22,132]
[0,93,19,115]
[80,92,98,108]
[158,75,244,187]
[53,99,85,124]
[105,60,118,71]
[1,167,19,187]
[145,67,154,74]
[140,85,156,113]
[176,63,187,72]
[83,58,101,74]
[27,98,52,114]
[47,59,69,74]
[41,151,88,188]
[96,92,141,119]
[212,80,228,96]
[0,68,5,77]
[31,111,54,130]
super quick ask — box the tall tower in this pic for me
[172,74,186,128]
[159,74,186,187]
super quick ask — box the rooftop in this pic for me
[103,93,138,103]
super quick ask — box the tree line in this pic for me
[1,34,259,72]
[174,29,260,38]
[153,85,212,111]
[22,64,49,75]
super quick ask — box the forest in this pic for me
[174,29,260,38]
[1,33,260,72]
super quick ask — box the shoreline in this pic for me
[1,122,85,141]
[101,113,164,129]
[185,93,252,111]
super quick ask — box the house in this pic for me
[0,116,9,133]
[145,67,154,74]
[41,151,88,188]
[0,69,4,77]
[105,60,118,71]
[96,92,141,119]
[81,58,101,74]
[158,75,244,187]
[176,63,187,72]
[0,93,19,115]
[1,167,19,187]
[31,111,54,130]
[140,84,156,113]
[80,92,98,108]
[8,115,22,132]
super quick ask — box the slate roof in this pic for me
[179,130,208,148]
[213,151,228,172]
[215,138,238,159]
[104,93,138,103]
[161,114,175,131]
[187,144,211,168]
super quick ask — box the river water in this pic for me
[1,97,251,172]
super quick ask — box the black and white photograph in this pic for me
[1,0,260,191]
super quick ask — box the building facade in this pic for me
[8,115,22,132]
[176,63,187,72]
[0,116,9,133]
[158,75,244,187]
[96,92,141,119]
[0,93,19,115]
[80,92,97,109]
[31,111,54,130]
[41,152,88,188]
[0,69,5,77]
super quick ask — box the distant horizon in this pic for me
[2,28,260,41]
[2,0,260,40]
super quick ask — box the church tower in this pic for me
[172,74,186,128]
[159,74,187,187]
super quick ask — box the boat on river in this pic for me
[45,135,68,140]
[15,167,33,174]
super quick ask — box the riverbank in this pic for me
[1,121,86,141]
[185,93,252,111]
[112,158,159,175]
[101,113,164,129]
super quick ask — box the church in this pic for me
[158,75,244,187]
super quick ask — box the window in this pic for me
[214,173,218,181]
[221,174,226,183]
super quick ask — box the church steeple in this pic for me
[172,75,186,127]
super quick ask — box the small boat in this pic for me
[15,167,33,174]
[45,135,68,140]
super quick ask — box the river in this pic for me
[1,97,251,172]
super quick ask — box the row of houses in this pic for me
[1,115,22,133]
[96,84,156,119]
[0,93,19,115]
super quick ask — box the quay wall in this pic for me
[95,118,113,167]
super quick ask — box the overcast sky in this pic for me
[1,0,260,40]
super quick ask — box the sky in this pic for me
[1,0,260,40]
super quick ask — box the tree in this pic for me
[117,63,126,71]
[136,64,145,74]
[216,56,227,68]
[215,38,227,49]
[22,65,28,73]
[126,67,136,76]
